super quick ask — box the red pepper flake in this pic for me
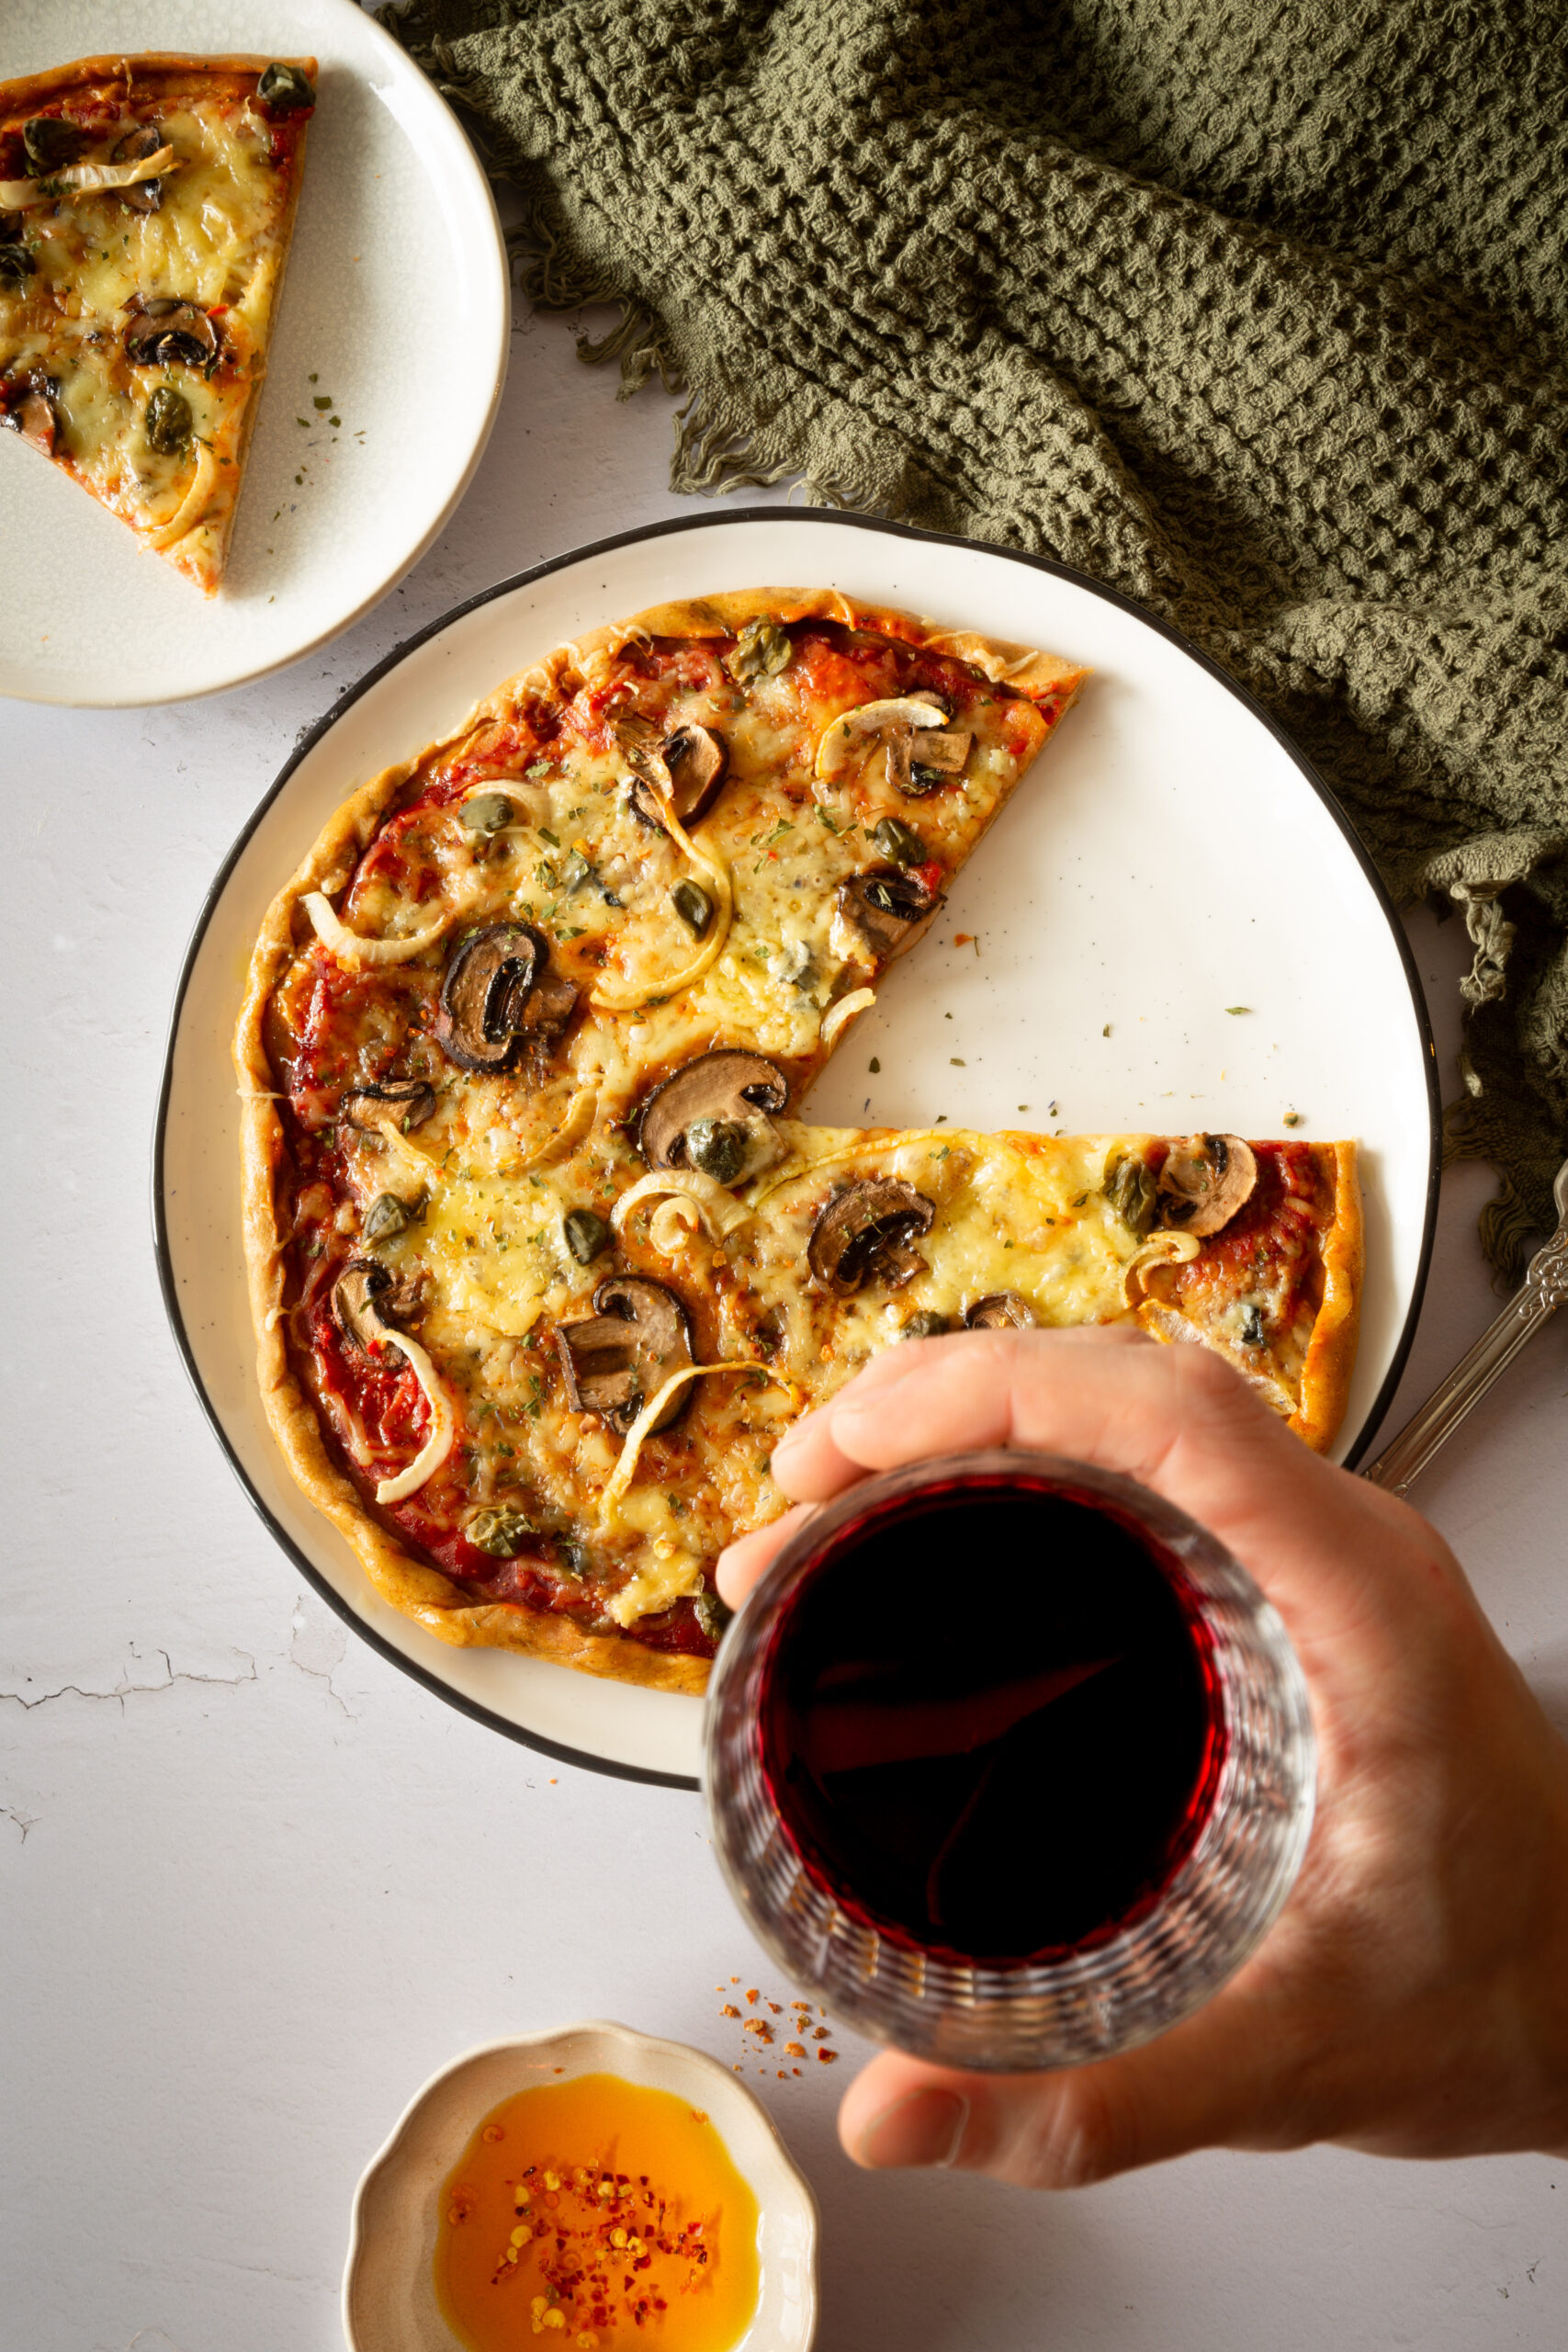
[744,1988,759,2005]
[719,2004,741,2018]
[817,2048,839,2064]
[766,2001,783,2015]
[784,2042,807,2059]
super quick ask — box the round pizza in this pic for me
[235,588,1359,1694]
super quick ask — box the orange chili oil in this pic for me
[434,2074,760,2350]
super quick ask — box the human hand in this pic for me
[716,1329,1568,2184]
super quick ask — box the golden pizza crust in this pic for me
[0,53,317,594]
[1287,1140,1363,1453]
[0,54,310,109]
[522,587,1089,709]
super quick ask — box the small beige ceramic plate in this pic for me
[343,2020,819,2352]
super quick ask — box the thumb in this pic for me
[838,1990,1297,2187]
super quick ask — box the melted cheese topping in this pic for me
[747,1125,1145,1362]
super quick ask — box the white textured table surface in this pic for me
[5,298,1565,2352]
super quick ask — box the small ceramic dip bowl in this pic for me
[343,2018,818,2351]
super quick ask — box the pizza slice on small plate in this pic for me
[0,51,316,593]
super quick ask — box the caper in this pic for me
[467,1506,535,1557]
[671,878,713,937]
[363,1191,412,1243]
[558,1539,591,1578]
[871,817,925,865]
[143,384,193,457]
[686,1116,747,1185]
[900,1310,951,1340]
[1239,1303,1267,1348]
[0,242,36,287]
[23,117,88,173]
[724,617,792,684]
[562,1206,611,1265]
[1105,1152,1158,1237]
[459,790,515,836]
[905,763,947,797]
[256,63,316,115]
[694,1589,733,1641]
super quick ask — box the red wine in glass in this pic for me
[756,1469,1226,1964]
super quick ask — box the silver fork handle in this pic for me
[1361,1227,1568,1496]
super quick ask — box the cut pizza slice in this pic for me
[0,51,316,593]
[231,1094,1359,1694]
[257,589,1088,1161]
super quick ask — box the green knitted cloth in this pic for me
[388,0,1568,1273]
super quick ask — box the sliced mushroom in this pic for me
[122,296,218,368]
[663,724,728,820]
[340,1078,437,1134]
[111,124,164,211]
[1157,1133,1258,1238]
[333,1258,397,1352]
[557,1276,695,1435]
[807,1179,936,1295]
[6,381,60,455]
[22,117,89,173]
[637,1049,790,1183]
[830,867,942,966]
[904,729,975,797]
[965,1292,1037,1329]
[433,922,577,1074]
[815,696,973,794]
[626,722,728,831]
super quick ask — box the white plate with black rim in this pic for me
[154,508,1439,1788]
[0,0,508,707]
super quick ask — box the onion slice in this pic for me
[610,1168,753,1250]
[599,1361,798,1529]
[372,1329,457,1504]
[304,891,449,967]
[1121,1228,1201,1306]
[0,146,175,207]
[143,441,220,552]
[821,987,875,1048]
[590,800,733,1012]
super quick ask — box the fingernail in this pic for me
[855,2087,969,2170]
